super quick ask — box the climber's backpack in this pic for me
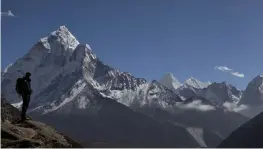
[16,78,25,95]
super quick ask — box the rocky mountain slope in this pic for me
[1,96,82,148]
[241,75,263,106]
[218,112,263,148]
[237,75,263,118]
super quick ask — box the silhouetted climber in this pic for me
[16,72,32,121]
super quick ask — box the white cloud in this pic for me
[214,66,232,72]
[230,72,245,78]
[177,100,216,112]
[214,65,245,78]
[1,10,15,17]
[222,102,248,112]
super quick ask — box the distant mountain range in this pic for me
[2,26,262,147]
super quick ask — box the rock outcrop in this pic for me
[1,95,82,148]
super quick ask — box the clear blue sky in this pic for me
[2,0,263,89]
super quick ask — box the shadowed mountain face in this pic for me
[241,75,263,106]
[237,75,263,118]
[218,112,263,148]
[137,106,248,138]
[31,90,202,148]
[1,96,82,148]
[30,85,248,148]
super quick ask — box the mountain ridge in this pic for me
[2,25,261,116]
[1,25,261,147]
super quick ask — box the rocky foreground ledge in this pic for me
[1,96,82,148]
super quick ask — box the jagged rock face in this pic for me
[183,77,210,89]
[146,80,182,106]
[197,82,243,106]
[176,87,199,100]
[93,59,121,85]
[241,75,263,106]
[93,60,147,90]
[99,80,182,109]
[109,72,147,90]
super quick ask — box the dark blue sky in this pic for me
[2,0,263,89]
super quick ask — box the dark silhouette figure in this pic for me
[16,72,32,121]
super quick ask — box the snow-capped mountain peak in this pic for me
[174,77,210,100]
[40,25,80,51]
[1,26,86,104]
[257,74,263,80]
[2,26,155,111]
[184,77,209,89]
[197,82,243,105]
[159,72,181,91]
